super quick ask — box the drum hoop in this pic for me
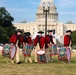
[10,44,17,59]
[37,50,45,55]
[66,48,71,61]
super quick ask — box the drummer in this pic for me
[23,32,33,63]
[64,30,72,63]
[10,29,24,64]
[64,30,72,48]
[34,31,45,63]
[45,30,55,63]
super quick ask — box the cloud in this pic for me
[55,0,76,23]
[0,0,76,23]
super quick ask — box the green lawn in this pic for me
[0,52,76,75]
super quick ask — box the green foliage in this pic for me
[0,34,9,43]
[0,7,16,44]
[71,30,76,45]
[72,45,76,49]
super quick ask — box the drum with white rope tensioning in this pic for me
[37,50,46,63]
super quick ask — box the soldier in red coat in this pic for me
[34,31,45,62]
[64,30,72,47]
[10,29,24,64]
[45,30,54,48]
[64,30,72,63]
[45,30,55,63]
[23,32,33,63]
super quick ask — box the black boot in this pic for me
[17,62,21,64]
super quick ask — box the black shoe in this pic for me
[17,62,21,64]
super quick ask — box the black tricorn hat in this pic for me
[66,30,72,34]
[24,32,31,36]
[47,30,53,32]
[24,33,27,36]
[17,29,22,33]
[26,32,31,36]
[38,31,44,34]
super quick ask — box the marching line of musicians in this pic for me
[5,29,72,64]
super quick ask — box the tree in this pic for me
[0,7,14,27]
[66,20,74,24]
[0,7,16,44]
[20,20,27,23]
[71,30,76,45]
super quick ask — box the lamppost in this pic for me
[43,2,50,35]
[53,29,55,34]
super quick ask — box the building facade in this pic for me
[14,0,76,44]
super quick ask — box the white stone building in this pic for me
[14,0,76,44]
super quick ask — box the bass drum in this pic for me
[2,44,16,59]
[58,47,71,61]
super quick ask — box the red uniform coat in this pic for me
[10,34,24,47]
[64,35,72,47]
[34,35,45,49]
[24,37,33,45]
[45,35,54,48]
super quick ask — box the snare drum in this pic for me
[49,44,57,56]
[37,50,46,63]
[2,44,16,59]
[58,47,71,61]
[22,44,33,56]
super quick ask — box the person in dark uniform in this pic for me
[45,30,55,63]
[34,31,45,62]
[64,30,72,63]
[10,29,24,64]
[23,32,33,63]
[64,30,72,47]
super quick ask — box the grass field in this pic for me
[0,51,76,75]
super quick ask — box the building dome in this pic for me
[36,0,58,22]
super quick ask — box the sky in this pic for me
[0,0,76,23]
